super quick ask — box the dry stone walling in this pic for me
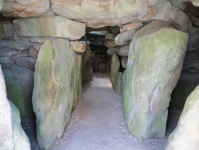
[1,0,199,149]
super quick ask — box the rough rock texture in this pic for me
[121,57,128,68]
[110,53,120,90]
[9,101,31,150]
[115,30,136,45]
[170,72,199,110]
[187,27,199,51]
[124,20,188,141]
[2,65,35,118]
[105,32,116,40]
[82,43,93,81]
[14,17,86,40]
[120,22,143,33]
[122,70,127,97]
[1,0,49,18]
[0,40,32,51]
[15,57,36,70]
[166,84,199,150]
[115,72,122,95]
[32,39,81,149]
[70,41,86,53]
[0,66,31,150]
[151,1,192,33]
[0,22,14,39]
[51,0,148,28]
[0,0,3,10]
[116,45,129,57]
[104,40,117,48]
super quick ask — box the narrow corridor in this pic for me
[50,74,167,150]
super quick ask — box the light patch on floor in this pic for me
[50,73,167,150]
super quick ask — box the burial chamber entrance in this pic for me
[1,1,199,150]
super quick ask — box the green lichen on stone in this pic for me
[124,21,188,141]
[13,16,86,40]
[32,39,81,149]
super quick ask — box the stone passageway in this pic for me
[48,74,167,150]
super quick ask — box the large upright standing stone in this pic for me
[166,84,199,150]
[32,39,80,149]
[124,20,188,141]
[0,66,31,150]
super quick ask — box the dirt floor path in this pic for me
[49,74,168,150]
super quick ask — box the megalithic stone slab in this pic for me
[51,0,148,28]
[110,53,120,90]
[13,16,86,40]
[124,20,188,141]
[0,0,3,10]
[1,0,49,18]
[166,84,199,150]
[0,66,31,150]
[32,39,80,149]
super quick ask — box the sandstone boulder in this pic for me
[124,20,188,141]
[104,40,117,48]
[151,1,192,32]
[32,39,81,149]
[51,0,148,28]
[166,83,199,150]
[70,41,86,53]
[115,45,129,57]
[0,66,31,150]
[121,58,128,68]
[1,0,49,18]
[14,16,86,40]
[105,33,116,40]
[2,65,35,118]
[120,22,143,33]
[110,53,120,90]
[115,30,136,45]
